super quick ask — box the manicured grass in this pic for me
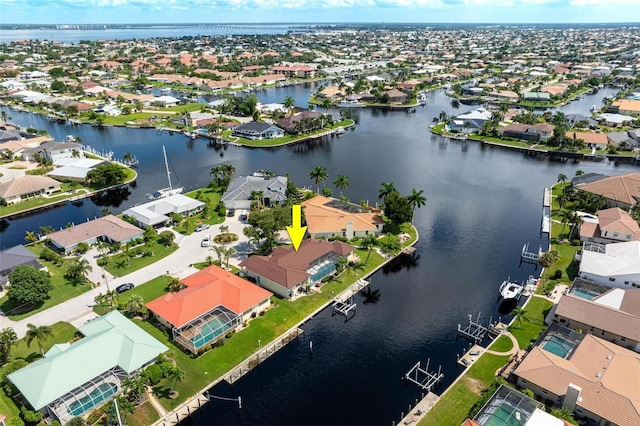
[418,354,510,426]
[0,245,93,320]
[104,242,178,278]
[127,401,160,426]
[0,322,77,424]
[233,120,355,148]
[173,188,224,235]
[508,297,553,350]
[92,275,171,315]
[489,335,514,353]
[539,242,580,294]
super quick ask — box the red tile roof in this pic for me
[146,265,272,328]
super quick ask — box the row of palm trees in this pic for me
[0,323,54,364]
[308,166,351,196]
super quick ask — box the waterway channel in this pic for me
[0,85,635,426]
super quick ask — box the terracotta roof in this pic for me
[240,239,355,290]
[301,196,384,235]
[515,335,640,426]
[555,292,640,342]
[0,175,61,198]
[578,173,640,206]
[566,131,608,145]
[598,207,640,239]
[48,215,143,249]
[146,265,272,328]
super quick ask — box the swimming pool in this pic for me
[191,316,232,349]
[68,382,117,416]
[484,406,525,426]
[543,335,574,358]
[572,288,598,300]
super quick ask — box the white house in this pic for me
[579,241,640,289]
[122,194,205,228]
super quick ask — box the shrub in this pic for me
[20,406,43,423]
[552,270,562,279]
[39,247,60,263]
[225,329,236,339]
[521,388,535,398]
[159,361,174,378]
[145,364,163,385]
[74,242,90,254]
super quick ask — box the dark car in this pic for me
[115,283,134,293]
[227,208,236,217]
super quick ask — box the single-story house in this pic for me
[497,123,554,142]
[151,95,181,107]
[550,280,640,352]
[576,172,640,210]
[276,111,324,134]
[301,196,384,239]
[315,85,344,101]
[514,325,640,426]
[34,141,83,163]
[48,215,144,254]
[611,99,640,116]
[7,311,168,424]
[240,239,355,299]
[522,92,551,101]
[606,131,640,150]
[0,175,62,204]
[566,131,608,150]
[0,245,46,289]
[596,113,634,127]
[382,89,408,103]
[579,240,640,289]
[146,265,272,354]
[46,158,107,182]
[579,207,640,244]
[448,108,492,133]
[221,175,288,210]
[122,194,205,228]
[231,122,284,140]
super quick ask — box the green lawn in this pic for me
[418,354,510,426]
[127,401,160,426]
[508,297,553,349]
[539,242,580,294]
[93,275,172,315]
[233,120,355,148]
[0,245,93,320]
[0,322,77,424]
[173,188,224,235]
[489,335,514,353]
[104,242,178,278]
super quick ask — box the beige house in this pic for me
[576,173,640,210]
[48,215,144,254]
[579,207,640,244]
[514,327,640,426]
[0,175,61,204]
[301,196,384,240]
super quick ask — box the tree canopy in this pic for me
[86,163,127,187]
[383,190,413,226]
[7,266,53,306]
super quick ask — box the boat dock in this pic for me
[224,328,303,384]
[395,392,440,426]
[457,313,499,344]
[457,344,484,367]
[155,393,210,426]
[520,242,540,264]
[543,188,551,207]
[541,207,550,234]
[404,358,444,392]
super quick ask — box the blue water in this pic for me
[572,288,598,300]
[68,383,117,416]
[543,336,574,358]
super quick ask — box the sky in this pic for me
[2,0,638,25]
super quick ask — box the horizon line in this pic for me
[3,21,640,26]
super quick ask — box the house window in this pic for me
[608,277,616,282]
[542,390,548,395]
[600,330,605,336]
[613,232,619,238]
[590,326,594,332]
[621,337,626,342]
[521,379,527,385]
[576,408,583,414]
[625,281,630,285]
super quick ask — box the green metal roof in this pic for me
[8,311,168,410]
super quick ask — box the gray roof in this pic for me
[0,245,43,284]
[572,173,608,187]
[222,175,288,204]
[233,122,282,134]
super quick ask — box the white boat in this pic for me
[590,105,597,112]
[337,98,366,108]
[149,146,183,199]
[499,278,524,300]
[335,127,345,135]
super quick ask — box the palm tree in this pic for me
[361,234,378,264]
[283,96,295,115]
[167,366,185,393]
[211,245,225,265]
[509,306,529,327]
[407,188,427,223]
[0,328,18,364]
[309,166,328,194]
[67,258,93,283]
[574,169,584,177]
[557,173,567,184]
[125,294,145,316]
[167,277,183,293]
[0,111,11,122]
[569,212,584,240]
[559,209,573,237]
[250,190,264,209]
[122,372,148,402]
[333,175,350,197]
[24,231,38,243]
[223,247,237,269]
[378,182,396,200]
[25,323,53,357]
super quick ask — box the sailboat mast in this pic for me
[163,145,173,190]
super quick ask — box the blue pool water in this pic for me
[68,383,117,416]
[543,336,574,358]
[572,288,598,300]
[192,317,232,349]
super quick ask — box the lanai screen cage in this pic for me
[49,366,126,424]
[173,305,240,353]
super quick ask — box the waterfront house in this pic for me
[381,88,408,103]
[611,99,640,116]
[513,325,640,426]
[579,240,640,289]
[579,207,640,244]
[271,65,316,79]
[231,122,284,140]
[0,245,46,290]
[240,239,355,299]
[0,175,61,204]
[497,123,554,142]
[596,113,634,128]
[300,196,384,240]
[47,215,143,254]
[34,141,83,164]
[276,110,324,134]
[151,95,181,107]
[7,311,168,425]
[549,278,640,352]
[46,158,107,182]
[315,85,344,101]
[146,265,271,354]
[575,172,640,210]
[449,108,492,133]
[221,174,287,210]
[606,130,640,150]
[565,131,609,150]
[522,92,551,101]
[122,194,205,228]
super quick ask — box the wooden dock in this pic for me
[543,188,552,207]
[154,393,210,426]
[396,392,440,426]
[224,328,303,384]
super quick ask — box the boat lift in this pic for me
[404,358,444,392]
[457,312,496,344]
[520,242,541,265]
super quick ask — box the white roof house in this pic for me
[579,241,640,289]
[122,194,205,228]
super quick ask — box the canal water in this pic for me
[1,86,635,426]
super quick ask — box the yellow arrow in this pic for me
[286,205,307,251]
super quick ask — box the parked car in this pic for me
[115,283,134,294]
[239,210,248,221]
[195,223,210,232]
[227,208,236,217]
[201,234,211,247]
